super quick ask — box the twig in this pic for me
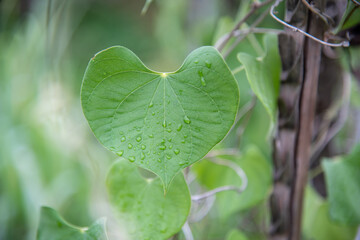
[290,8,323,239]
[270,0,350,47]
[215,0,274,52]
[191,158,248,201]
[182,222,194,240]
[141,0,153,15]
[191,186,243,201]
[216,28,282,54]
[301,0,334,25]
[189,196,216,222]
[224,8,271,58]
[352,0,360,6]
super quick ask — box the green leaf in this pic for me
[302,187,357,240]
[226,229,248,240]
[322,145,360,225]
[192,146,272,219]
[106,159,191,240]
[36,207,108,240]
[237,34,280,122]
[81,46,239,190]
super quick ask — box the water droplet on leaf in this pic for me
[129,156,135,162]
[184,116,191,124]
[205,60,212,68]
[117,150,124,156]
[174,149,180,155]
[128,143,133,149]
[136,136,142,142]
[121,136,126,142]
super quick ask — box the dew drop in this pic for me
[200,76,206,86]
[149,102,154,108]
[159,145,166,150]
[177,124,183,131]
[194,59,199,64]
[157,158,162,163]
[141,144,146,150]
[141,152,145,160]
[128,143,133,149]
[117,150,124,156]
[166,128,172,133]
[129,156,135,162]
[184,135,188,138]
[121,136,126,142]
[168,138,172,142]
[181,140,186,143]
[205,60,212,68]
[169,144,173,149]
[136,136,142,142]
[152,112,155,116]
[162,121,167,128]
[179,161,187,166]
[149,134,154,138]
[184,116,191,124]
[174,149,180,155]
[166,154,172,159]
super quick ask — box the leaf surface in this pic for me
[81,46,239,190]
[237,34,280,122]
[322,145,360,224]
[37,207,108,240]
[106,159,190,240]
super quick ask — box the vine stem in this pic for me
[215,0,274,52]
[352,0,360,6]
[182,221,194,240]
[191,158,248,201]
[270,0,349,47]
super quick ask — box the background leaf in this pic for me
[322,145,360,225]
[36,207,108,240]
[106,159,190,240]
[192,146,272,219]
[237,34,280,122]
[302,187,357,240]
[81,46,239,190]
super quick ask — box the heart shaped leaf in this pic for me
[81,46,239,190]
[106,159,191,240]
[37,207,108,240]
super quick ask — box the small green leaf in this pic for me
[237,34,280,122]
[81,46,239,190]
[322,145,360,225]
[302,187,357,240]
[193,146,272,219]
[36,207,108,240]
[106,159,191,240]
